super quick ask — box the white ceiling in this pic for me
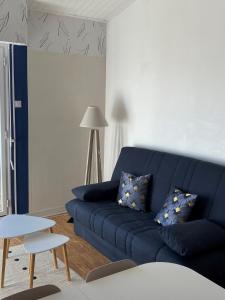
[28,0,136,22]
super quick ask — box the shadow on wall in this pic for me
[111,97,129,169]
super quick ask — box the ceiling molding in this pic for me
[27,0,136,22]
[28,8,108,23]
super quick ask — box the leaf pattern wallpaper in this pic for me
[0,0,106,57]
[28,10,106,57]
[0,0,27,44]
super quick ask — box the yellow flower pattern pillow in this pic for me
[155,188,198,226]
[117,172,151,211]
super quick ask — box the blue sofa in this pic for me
[66,147,225,288]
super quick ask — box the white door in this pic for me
[0,44,10,216]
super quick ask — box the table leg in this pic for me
[62,244,71,281]
[51,248,58,270]
[49,228,58,269]
[29,254,35,289]
[1,239,8,288]
[6,239,10,259]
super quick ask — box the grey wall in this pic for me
[28,50,106,216]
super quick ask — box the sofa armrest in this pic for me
[72,180,120,202]
[158,219,225,257]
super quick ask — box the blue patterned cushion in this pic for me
[117,172,151,211]
[154,188,198,226]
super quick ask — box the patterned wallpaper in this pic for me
[28,10,106,57]
[0,0,27,44]
[0,1,106,57]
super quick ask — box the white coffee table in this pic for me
[0,214,55,288]
[24,232,71,288]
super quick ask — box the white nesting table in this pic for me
[24,232,71,288]
[43,262,225,300]
[0,215,55,288]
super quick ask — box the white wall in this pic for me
[104,0,225,179]
[28,50,106,216]
[0,0,27,44]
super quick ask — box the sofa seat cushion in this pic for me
[95,212,157,255]
[66,199,77,218]
[130,228,165,263]
[68,199,165,258]
[71,199,120,229]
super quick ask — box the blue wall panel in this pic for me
[12,45,29,214]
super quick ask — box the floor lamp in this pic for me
[80,106,108,185]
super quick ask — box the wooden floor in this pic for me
[0,213,109,279]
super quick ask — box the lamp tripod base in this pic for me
[85,129,103,185]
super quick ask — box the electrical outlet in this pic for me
[15,100,22,108]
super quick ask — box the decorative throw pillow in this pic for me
[154,188,197,226]
[117,171,151,211]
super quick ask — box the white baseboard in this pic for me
[29,206,66,217]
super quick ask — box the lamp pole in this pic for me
[85,129,94,185]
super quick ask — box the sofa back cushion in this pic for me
[111,147,225,227]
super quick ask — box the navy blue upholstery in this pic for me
[66,147,225,288]
[72,180,119,202]
[159,219,225,256]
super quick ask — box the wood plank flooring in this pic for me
[0,213,110,279]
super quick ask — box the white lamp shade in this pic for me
[80,106,108,128]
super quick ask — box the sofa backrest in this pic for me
[112,147,225,227]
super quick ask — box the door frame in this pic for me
[0,43,11,216]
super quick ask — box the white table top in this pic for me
[24,232,69,254]
[43,262,225,300]
[81,262,225,300]
[0,215,55,238]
